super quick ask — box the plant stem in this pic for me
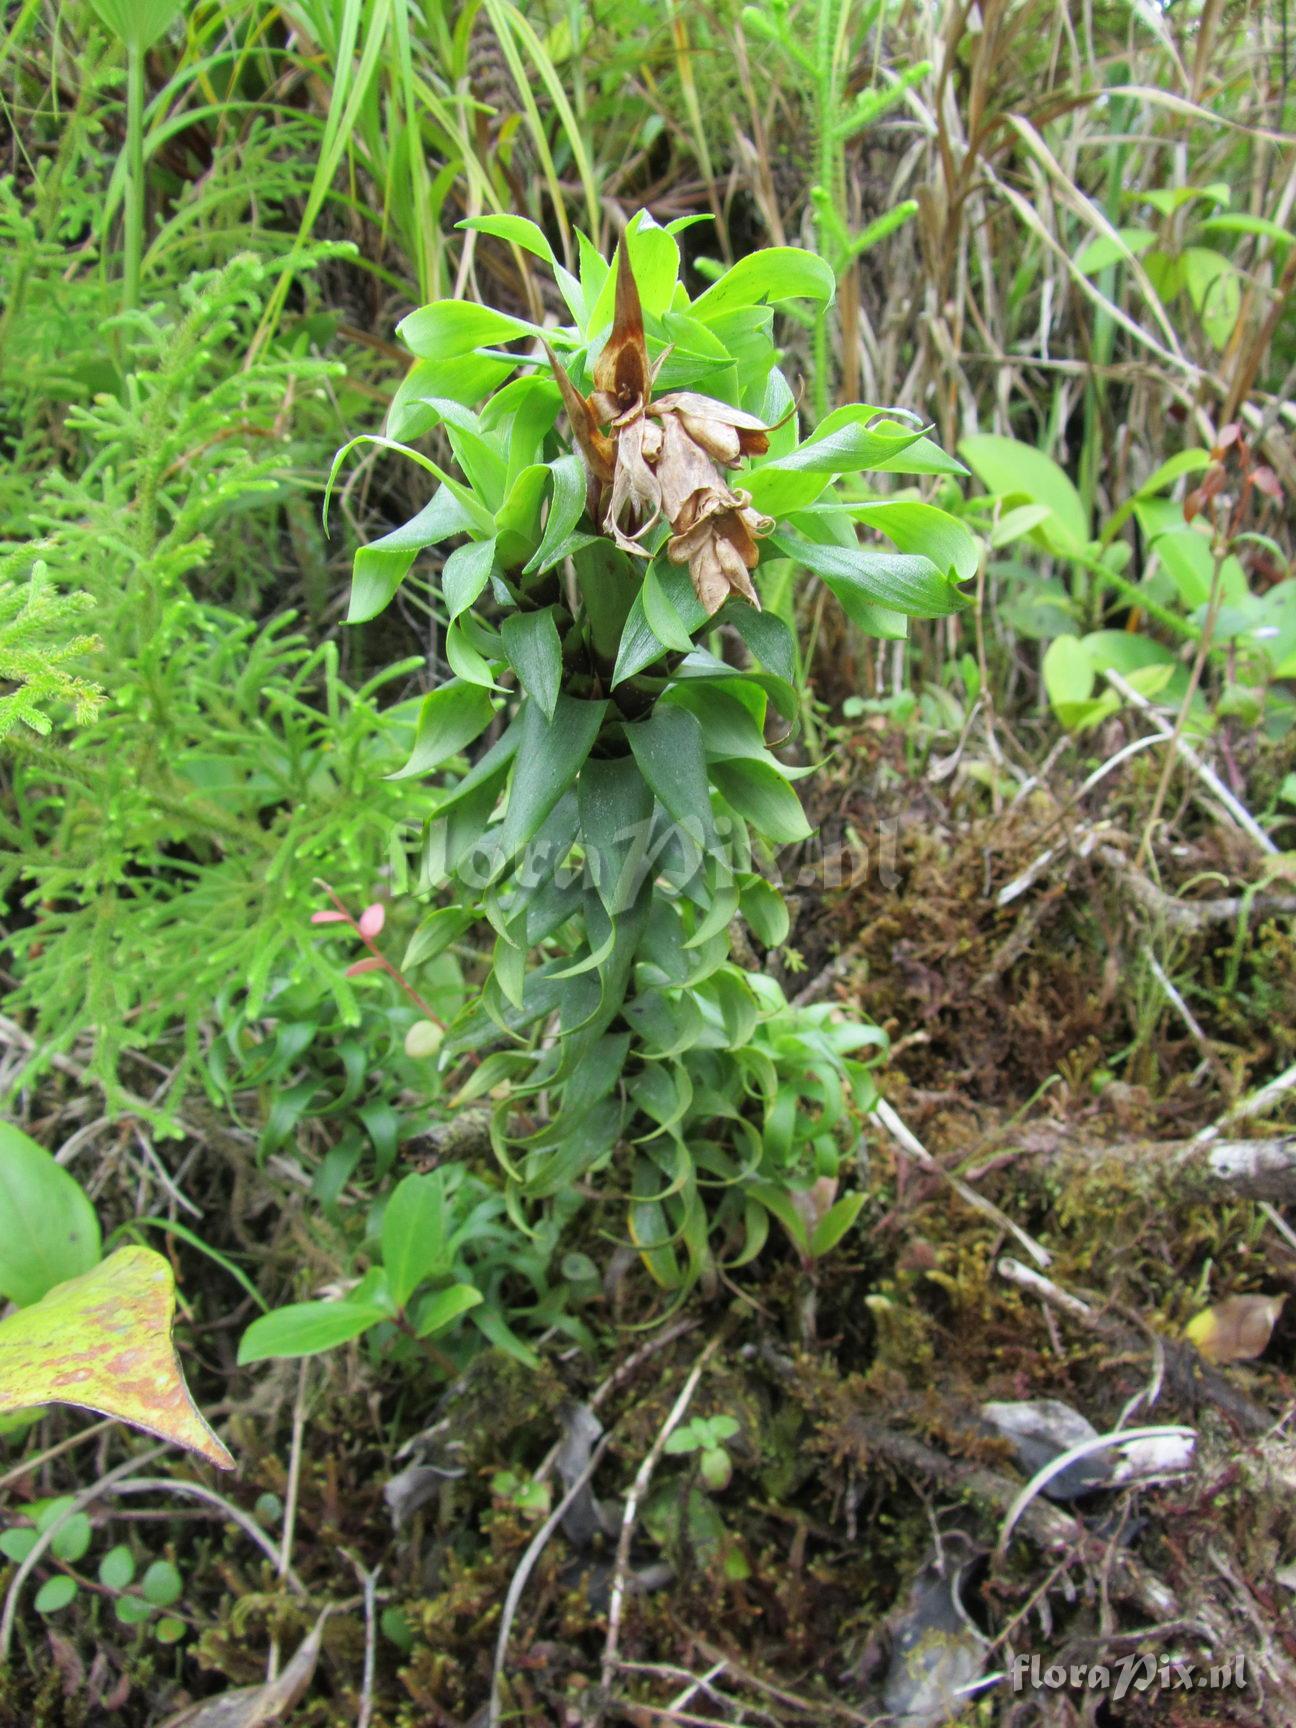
[123,40,145,313]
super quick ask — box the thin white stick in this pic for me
[489,1433,615,1728]
[995,1425,1196,1557]
[1103,668,1278,855]
[601,1336,723,1693]
[874,1097,1052,1268]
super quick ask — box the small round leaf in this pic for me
[141,1559,183,1607]
[35,1575,78,1614]
[99,1545,136,1591]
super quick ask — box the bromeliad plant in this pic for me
[330,211,969,1297]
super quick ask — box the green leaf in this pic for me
[397,300,540,360]
[86,0,182,51]
[456,214,557,265]
[501,609,564,721]
[740,876,789,947]
[627,705,715,847]
[99,1545,136,1591]
[711,759,812,844]
[390,681,495,780]
[851,501,980,583]
[1042,635,1094,728]
[155,1617,187,1644]
[51,1511,92,1564]
[690,247,836,318]
[746,410,928,513]
[500,696,607,864]
[611,589,668,685]
[579,754,655,915]
[349,490,476,623]
[0,1122,100,1307]
[442,536,498,619]
[0,1247,232,1470]
[34,1576,77,1615]
[1075,226,1157,275]
[387,354,515,438]
[1182,247,1241,349]
[115,1594,152,1625]
[0,1528,35,1563]
[641,565,697,651]
[523,454,587,574]
[237,1298,389,1364]
[723,605,796,684]
[414,1283,484,1338]
[958,434,1088,556]
[381,1174,448,1308]
[141,1560,183,1608]
[773,531,967,620]
[809,1193,866,1258]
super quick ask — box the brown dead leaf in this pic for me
[1185,1293,1286,1364]
[158,1611,329,1728]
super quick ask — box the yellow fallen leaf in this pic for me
[1185,1293,1286,1365]
[0,1246,233,1470]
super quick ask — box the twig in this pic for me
[488,1432,616,1728]
[601,1335,725,1694]
[873,1096,1053,1268]
[1195,1060,1296,1143]
[994,1425,1196,1558]
[0,1447,166,1660]
[0,1420,114,1493]
[1103,668,1278,856]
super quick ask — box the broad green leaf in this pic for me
[390,681,495,779]
[710,759,812,844]
[959,434,1088,556]
[456,214,557,265]
[627,705,715,847]
[381,1174,448,1307]
[1075,226,1157,274]
[690,247,836,319]
[442,536,498,619]
[579,754,655,915]
[723,604,796,684]
[387,354,515,439]
[501,609,563,721]
[397,300,540,359]
[86,0,182,51]
[499,696,607,864]
[0,1248,233,1469]
[588,212,681,329]
[773,532,967,620]
[747,411,927,513]
[740,876,790,947]
[1182,247,1241,348]
[414,1283,483,1338]
[1202,213,1293,251]
[0,1122,100,1307]
[611,588,669,686]
[852,500,980,583]
[349,489,476,624]
[237,1297,389,1364]
[445,617,502,688]
[641,565,696,651]
[523,454,587,575]
[1042,635,1094,728]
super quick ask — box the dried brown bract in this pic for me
[545,235,787,614]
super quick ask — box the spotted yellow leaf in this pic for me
[0,1247,233,1470]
